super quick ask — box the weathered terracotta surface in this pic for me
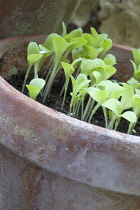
[0,0,81,39]
[0,35,140,209]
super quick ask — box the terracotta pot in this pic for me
[0,35,140,209]
[0,0,81,39]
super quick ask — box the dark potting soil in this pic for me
[6,69,140,137]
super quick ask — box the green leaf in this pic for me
[81,58,105,75]
[53,36,68,59]
[99,38,112,58]
[70,28,83,37]
[103,81,122,99]
[132,94,140,116]
[102,99,122,115]
[121,83,134,110]
[27,54,43,68]
[70,75,78,92]
[127,77,139,88]
[134,70,140,82]
[132,48,140,67]
[82,45,98,59]
[44,33,59,51]
[105,65,116,79]
[90,27,100,47]
[83,33,95,47]
[130,60,137,73]
[26,85,40,100]
[61,62,75,76]
[29,78,45,90]
[103,54,116,66]
[71,57,83,68]
[26,78,45,100]
[90,71,102,85]
[70,74,90,106]
[39,44,52,54]
[64,34,74,42]
[95,90,108,104]
[76,74,90,90]
[67,37,87,53]
[135,89,140,96]
[120,111,137,123]
[98,34,108,45]
[27,42,40,55]
[62,22,67,38]
[87,87,108,104]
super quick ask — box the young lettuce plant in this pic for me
[131,48,140,81]
[102,83,137,133]
[22,42,52,93]
[85,81,122,124]
[131,94,140,133]
[70,73,90,118]
[60,62,75,110]
[26,78,45,100]
[23,23,115,104]
[22,22,140,135]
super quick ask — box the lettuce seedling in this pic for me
[60,62,75,110]
[87,87,109,125]
[70,74,90,117]
[101,84,136,131]
[99,38,112,59]
[22,42,52,93]
[22,22,140,135]
[26,78,45,100]
[102,98,137,132]
[131,48,140,81]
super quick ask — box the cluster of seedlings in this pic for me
[22,23,140,134]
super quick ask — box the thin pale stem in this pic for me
[42,55,54,78]
[88,103,101,123]
[22,67,31,93]
[75,101,81,118]
[127,122,136,134]
[43,60,58,103]
[102,107,108,128]
[82,97,94,121]
[114,117,121,131]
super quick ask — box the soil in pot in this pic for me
[6,69,140,137]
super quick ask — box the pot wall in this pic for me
[0,35,140,209]
[1,144,140,209]
[0,0,81,39]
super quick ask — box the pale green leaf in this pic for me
[103,54,116,66]
[82,45,98,59]
[121,83,134,109]
[29,78,46,90]
[132,48,140,67]
[81,58,105,75]
[83,33,95,47]
[27,42,39,55]
[53,36,68,59]
[26,85,40,100]
[27,54,43,67]
[61,62,75,78]
[62,22,67,38]
[102,99,122,115]
[44,33,59,51]
[132,94,140,116]
[120,111,137,123]
[99,38,112,58]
